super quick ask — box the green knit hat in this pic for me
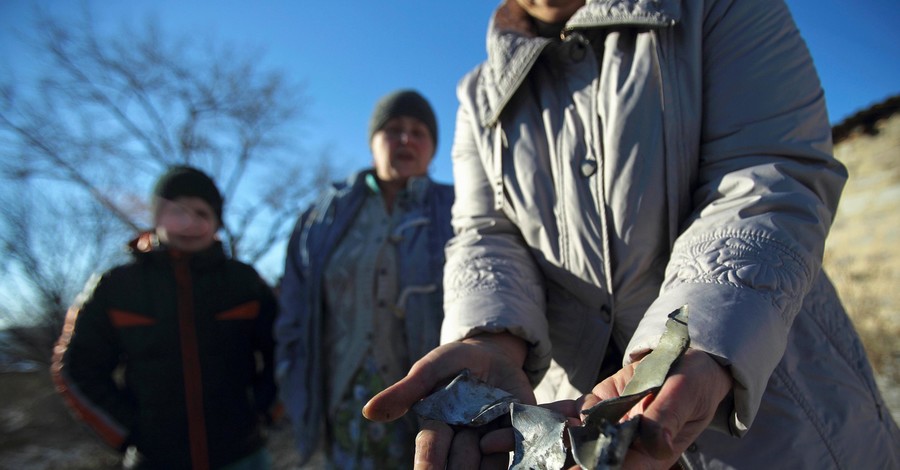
[368,89,438,149]
[152,165,223,223]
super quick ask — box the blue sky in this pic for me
[0,1,897,310]
[2,0,898,187]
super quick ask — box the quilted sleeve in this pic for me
[443,71,551,384]
[627,0,846,436]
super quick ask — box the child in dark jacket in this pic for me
[53,166,278,470]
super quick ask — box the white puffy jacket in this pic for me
[442,0,899,467]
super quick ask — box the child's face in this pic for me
[155,196,218,253]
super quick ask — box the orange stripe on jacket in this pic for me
[108,309,156,327]
[52,306,128,450]
[214,301,260,320]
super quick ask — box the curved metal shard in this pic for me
[412,369,519,426]
[409,306,690,470]
[580,389,654,428]
[510,403,568,470]
[571,305,691,469]
[569,416,639,470]
[621,305,689,396]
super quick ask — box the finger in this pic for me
[448,428,482,470]
[621,444,681,470]
[590,363,637,400]
[362,375,426,422]
[577,393,602,414]
[541,399,582,418]
[480,451,510,470]
[480,427,515,455]
[635,350,731,460]
[415,419,454,470]
[632,393,681,458]
[363,344,466,421]
[619,389,683,470]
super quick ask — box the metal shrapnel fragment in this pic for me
[620,305,689,397]
[411,369,519,426]
[509,403,568,470]
[580,390,653,429]
[570,305,691,470]
[409,306,691,470]
[569,415,639,469]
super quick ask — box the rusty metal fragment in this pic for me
[411,369,519,426]
[509,403,568,470]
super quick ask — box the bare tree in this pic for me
[0,182,127,363]
[0,7,330,359]
[0,7,328,262]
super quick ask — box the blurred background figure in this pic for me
[275,90,454,467]
[53,166,279,470]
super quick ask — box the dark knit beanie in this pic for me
[152,165,224,223]
[368,89,438,149]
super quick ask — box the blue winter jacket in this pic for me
[274,169,454,463]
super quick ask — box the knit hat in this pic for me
[152,165,224,223]
[368,89,438,149]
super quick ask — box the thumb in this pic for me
[634,350,731,460]
[363,372,433,422]
[363,345,459,422]
[634,389,682,459]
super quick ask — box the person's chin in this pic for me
[392,163,424,178]
[169,237,209,253]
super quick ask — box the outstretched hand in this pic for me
[580,348,733,469]
[363,332,534,469]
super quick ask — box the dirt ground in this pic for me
[0,370,320,470]
[1,366,897,469]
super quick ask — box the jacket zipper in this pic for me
[173,257,210,470]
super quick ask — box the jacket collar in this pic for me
[342,168,434,202]
[479,0,680,127]
[128,231,227,269]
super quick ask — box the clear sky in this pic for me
[2,0,898,188]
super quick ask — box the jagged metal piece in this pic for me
[620,305,690,396]
[580,389,654,429]
[409,306,690,470]
[509,403,568,470]
[570,305,691,470]
[569,416,639,469]
[412,369,519,426]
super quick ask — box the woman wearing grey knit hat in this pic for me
[368,89,440,210]
[275,89,455,468]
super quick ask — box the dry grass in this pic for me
[824,255,900,378]
[823,252,900,424]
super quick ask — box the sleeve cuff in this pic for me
[443,291,552,386]
[626,282,791,435]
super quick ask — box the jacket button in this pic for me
[600,305,611,322]
[581,160,597,177]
